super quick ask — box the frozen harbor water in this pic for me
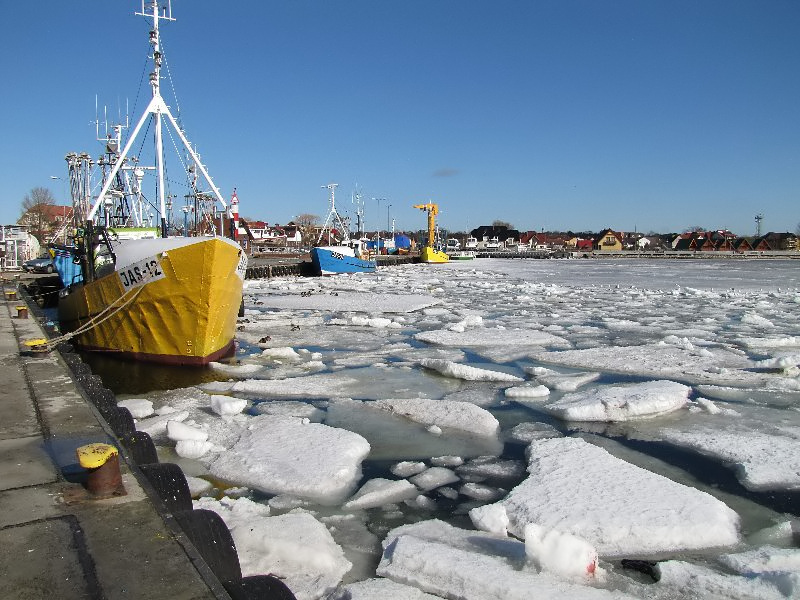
[120,258,800,599]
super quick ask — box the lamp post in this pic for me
[372,197,385,248]
[387,204,392,237]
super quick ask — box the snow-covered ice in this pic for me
[541,380,691,422]
[498,437,741,556]
[123,259,800,599]
[208,415,370,504]
[196,496,351,599]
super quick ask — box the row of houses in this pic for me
[461,226,799,253]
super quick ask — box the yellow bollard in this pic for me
[76,443,124,497]
[15,305,28,319]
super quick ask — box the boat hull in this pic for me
[311,247,377,275]
[420,247,450,263]
[58,237,245,365]
[449,251,475,260]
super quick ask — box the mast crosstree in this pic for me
[87,0,228,238]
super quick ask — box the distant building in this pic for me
[1,225,41,270]
[594,229,623,251]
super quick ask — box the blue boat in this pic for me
[311,183,377,275]
[311,243,376,275]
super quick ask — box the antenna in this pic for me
[755,213,764,237]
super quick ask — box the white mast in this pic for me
[317,183,351,245]
[87,0,228,236]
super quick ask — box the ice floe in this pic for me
[540,380,691,422]
[420,358,524,382]
[497,437,740,556]
[343,478,419,510]
[208,415,370,504]
[196,496,351,599]
[376,520,638,599]
[656,424,800,491]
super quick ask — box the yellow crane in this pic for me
[413,202,449,263]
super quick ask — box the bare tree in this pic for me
[292,213,319,245]
[492,220,514,229]
[19,187,56,242]
[683,225,706,233]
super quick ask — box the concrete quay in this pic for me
[0,277,295,600]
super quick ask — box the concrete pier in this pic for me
[0,279,231,598]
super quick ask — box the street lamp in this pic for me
[371,197,386,244]
[387,204,392,237]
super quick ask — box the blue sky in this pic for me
[2,1,798,236]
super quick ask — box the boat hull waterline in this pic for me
[420,247,450,264]
[311,246,377,275]
[58,237,245,365]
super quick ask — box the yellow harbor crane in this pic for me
[413,202,449,263]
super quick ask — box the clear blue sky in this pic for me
[2,0,798,236]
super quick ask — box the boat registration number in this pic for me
[330,251,344,260]
[118,256,166,291]
[236,252,248,280]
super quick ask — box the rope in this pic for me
[40,285,145,351]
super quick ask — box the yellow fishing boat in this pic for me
[58,235,246,365]
[54,2,246,365]
[414,202,450,263]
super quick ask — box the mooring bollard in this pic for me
[15,305,28,319]
[4,290,17,301]
[76,442,125,497]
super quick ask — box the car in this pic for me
[22,257,55,274]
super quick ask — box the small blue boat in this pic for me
[311,183,377,275]
[311,244,377,275]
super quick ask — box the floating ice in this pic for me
[117,398,153,418]
[505,421,563,444]
[261,346,303,361]
[504,384,551,398]
[542,380,691,422]
[656,425,800,491]
[530,343,765,386]
[371,397,500,438]
[409,467,460,491]
[719,545,800,578]
[209,395,248,416]
[456,457,526,481]
[377,521,637,599]
[459,482,504,501]
[196,496,351,599]
[468,503,509,536]
[329,578,442,600]
[498,438,740,556]
[527,368,601,391]
[419,358,523,382]
[166,419,208,442]
[525,523,598,579]
[390,461,428,478]
[343,478,419,510]
[415,327,569,348]
[208,361,264,376]
[175,439,214,459]
[135,409,189,438]
[250,400,326,421]
[249,290,438,313]
[185,475,213,498]
[656,560,788,600]
[208,415,370,504]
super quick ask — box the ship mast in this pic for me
[87,0,228,237]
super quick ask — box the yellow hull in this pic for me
[420,247,450,264]
[58,237,245,365]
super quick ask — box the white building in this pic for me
[1,225,41,271]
